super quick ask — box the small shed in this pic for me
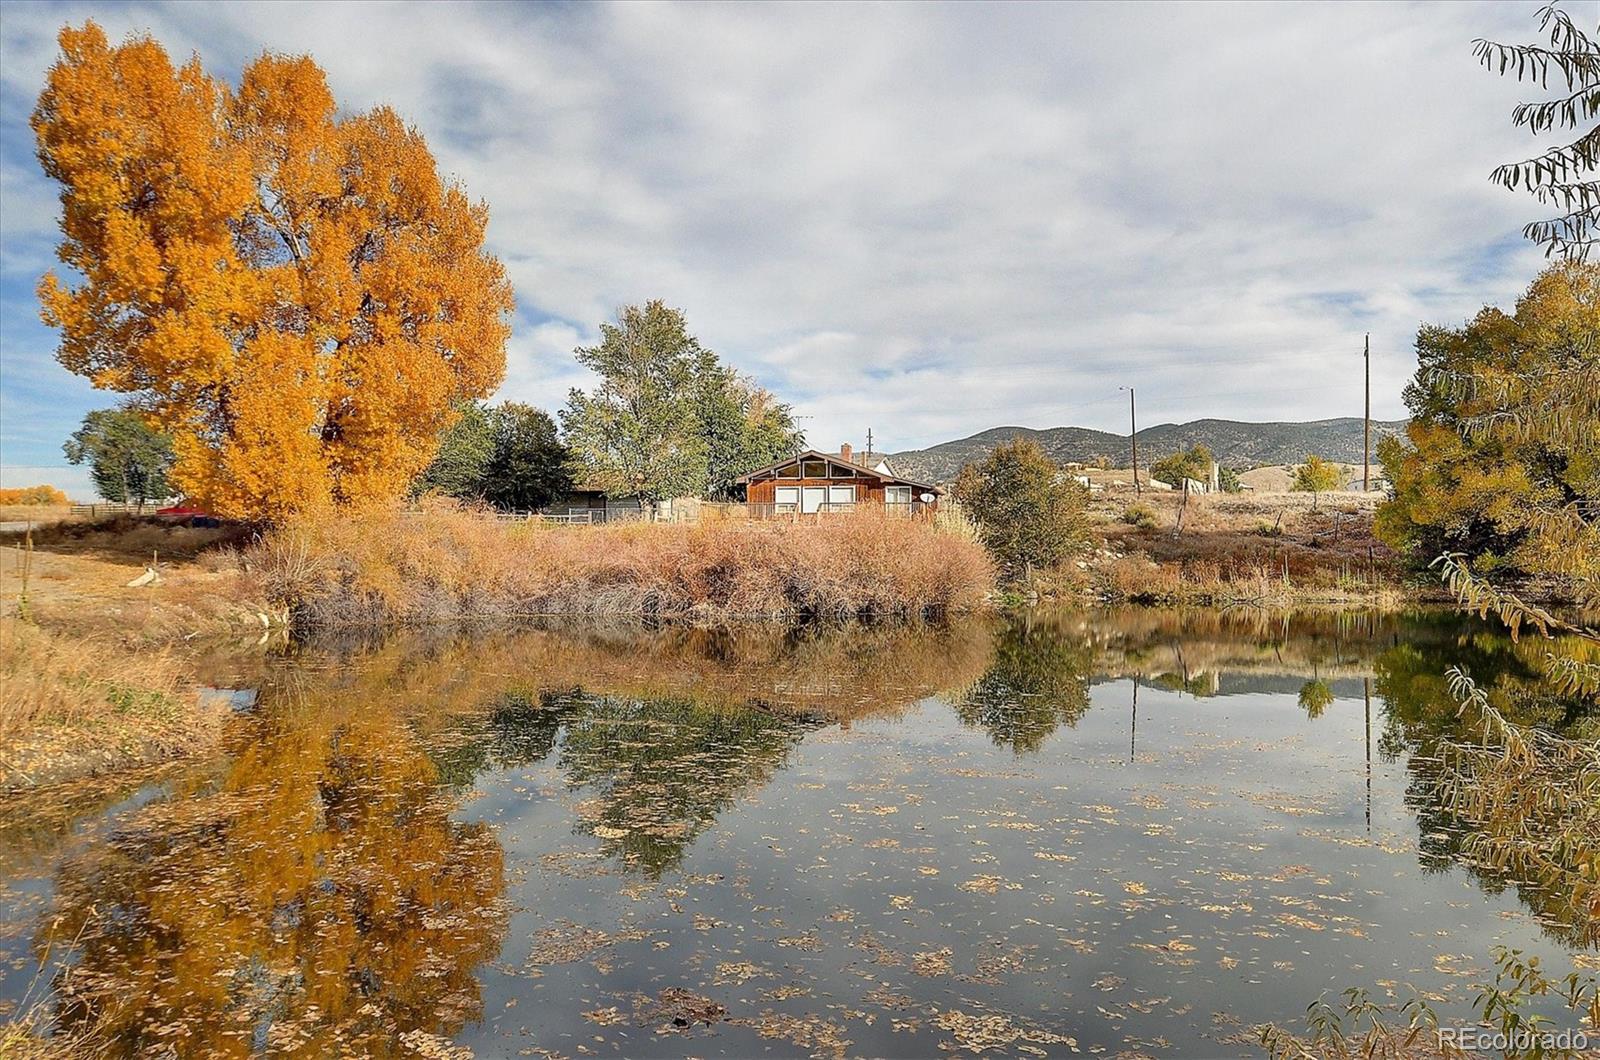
[543,485,648,523]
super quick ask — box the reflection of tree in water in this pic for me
[1373,624,1599,949]
[38,710,507,1057]
[1297,679,1334,719]
[1376,628,1594,743]
[431,688,570,788]
[558,696,811,878]
[948,617,1095,753]
[1147,669,1220,698]
[434,687,813,878]
[404,621,1000,877]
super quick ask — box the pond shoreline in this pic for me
[0,503,1566,796]
[4,604,1593,1057]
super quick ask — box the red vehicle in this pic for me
[155,504,220,526]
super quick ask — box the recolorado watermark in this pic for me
[1438,1026,1592,1053]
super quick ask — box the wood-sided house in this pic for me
[736,444,943,516]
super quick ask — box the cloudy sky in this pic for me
[0,1,1549,497]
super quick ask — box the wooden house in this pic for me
[735,444,943,516]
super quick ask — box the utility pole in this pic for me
[1130,676,1139,763]
[866,427,874,458]
[1362,334,1371,493]
[1364,677,1372,835]
[1120,386,1140,494]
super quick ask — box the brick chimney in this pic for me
[839,442,853,464]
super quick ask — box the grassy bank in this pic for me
[252,504,996,625]
[1,517,274,793]
[0,617,224,792]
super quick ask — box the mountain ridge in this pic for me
[888,417,1408,482]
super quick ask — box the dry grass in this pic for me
[0,617,222,792]
[0,514,249,562]
[0,504,77,525]
[250,502,996,625]
[1087,490,1410,606]
[1,545,274,647]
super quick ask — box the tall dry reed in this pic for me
[250,503,995,626]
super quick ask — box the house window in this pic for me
[801,459,827,478]
[885,486,912,506]
[775,463,800,479]
[774,486,800,512]
[828,485,855,509]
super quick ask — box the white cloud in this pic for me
[0,0,1555,460]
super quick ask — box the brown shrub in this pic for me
[250,503,996,626]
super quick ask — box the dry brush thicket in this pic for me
[251,504,995,625]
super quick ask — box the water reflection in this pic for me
[947,610,1094,753]
[37,707,507,1056]
[445,690,814,877]
[5,607,1595,1054]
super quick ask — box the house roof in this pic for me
[735,449,944,494]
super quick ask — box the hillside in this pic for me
[889,417,1407,482]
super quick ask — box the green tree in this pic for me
[1473,4,1600,260]
[561,301,800,511]
[950,438,1089,582]
[1291,454,1341,510]
[561,301,710,514]
[1375,263,1600,600]
[62,408,174,507]
[1217,466,1243,493]
[415,401,496,500]
[1149,443,1215,488]
[484,403,571,511]
[692,353,804,499]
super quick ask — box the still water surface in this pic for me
[0,609,1593,1057]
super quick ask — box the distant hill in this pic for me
[888,417,1408,482]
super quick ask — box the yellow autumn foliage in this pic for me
[32,23,513,520]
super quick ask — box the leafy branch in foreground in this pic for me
[1429,553,1599,642]
[1258,987,1442,1060]
[1475,3,1600,260]
[1435,667,1600,947]
[1260,947,1599,1060]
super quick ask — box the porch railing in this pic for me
[743,500,932,520]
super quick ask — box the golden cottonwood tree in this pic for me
[32,23,513,519]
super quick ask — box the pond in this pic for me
[1,609,1594,1057]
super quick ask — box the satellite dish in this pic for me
[919,492,935,503]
